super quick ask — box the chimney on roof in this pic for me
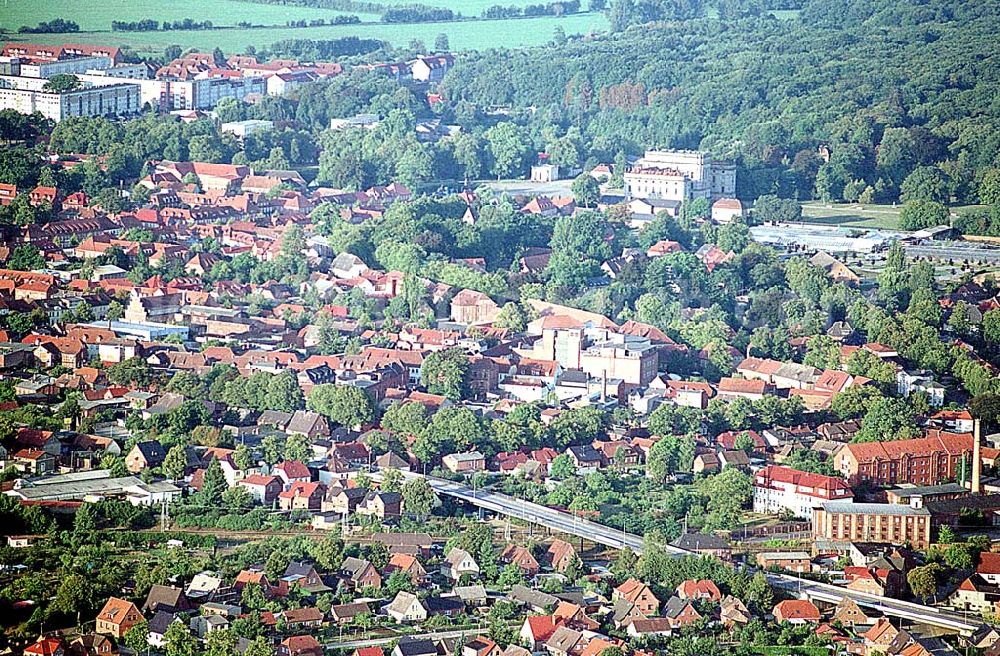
[973,418,983,495]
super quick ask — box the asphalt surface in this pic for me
[374,471,980,635]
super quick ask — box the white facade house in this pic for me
[624,150,736,202]
[385,591,428,623]
[753,465,852,519]
[897,370,945,407]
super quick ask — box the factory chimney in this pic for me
[972,418,982,495]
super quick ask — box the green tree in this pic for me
[123,621,149,653]
[571,174,600,208]
[493,302,527,332]
[233,443,253,470]
[549,453,576,480]
[164,622,198,656]
[108,357,152,386]
[201,457,227,505]
[265,371,304,412]
[486,122,529,179]
[401,476,438,519]
[907,563,942,602]
[898,199,949,230]
[43,74,81,92]
[853,397,919,442]
[900,166,948,203]
[420,348,469,400]
[382,401,429,437]
[163,444,188,481]
[307,384,374,428]
[8,244,45,271]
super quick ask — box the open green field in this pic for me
[800,203,904,230]
[1,11,607,52]
[801,202,989,231]
[0,0,365,32]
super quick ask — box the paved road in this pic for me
[375,471,980,635]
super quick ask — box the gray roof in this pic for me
[671,532,730,551]
[886,483,967,497]
[508,583,557,609]
[821,501,930,516]
[451,584,487,601]
[394,637,436,656]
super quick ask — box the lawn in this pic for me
[800,202,903,230]
[2,12,607,52]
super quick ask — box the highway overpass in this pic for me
[375,470,980,636]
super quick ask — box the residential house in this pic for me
[340,556,382,590]
[670,533,731,560]
[544,626,583,656]
[442,547,480,580]
[284,561,330,593]
[238,475,283,506]
[384,553,428,585]
[278,481,325,511]
[278,636,323,656]
[613,579,659,616]
[753,465,853,519]
[142,585,191,614]
[69,634,113,656]
[357,490,402,520]
[675,579,722,602]
[443,451,486,473]
[520,615,561,652]
[331,602,370,625]
[772,600,820,624]
[386,591,429,623]
[125,441,166,473]
[755,552,812,573]
[500,544,540,577]
[95,597,143,638]
[544,539,578,574]
[391,638,437,656]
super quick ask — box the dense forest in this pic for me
[441,0,1000,209]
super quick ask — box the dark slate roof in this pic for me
[671,532,731,551]
[148,610,178,635]
[395,638,437,656]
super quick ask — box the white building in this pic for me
[753,465,852,519]
[76,72,265,111]
[896,370,945,407]
[0,75,140,122]
[18,56,113,78]
[220,119,274,138]
[624,150,736,202]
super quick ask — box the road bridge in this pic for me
[375,471,979,635]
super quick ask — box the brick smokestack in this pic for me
[973,418,982,495]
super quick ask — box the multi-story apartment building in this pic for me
[517,323,658,386]
[579,334,658,386]
[77,72,265,111]
[753,465,853,519]
[624,150,736,202]
[0,76,139,122]
[834,432,973,487]
[813,501,932,549]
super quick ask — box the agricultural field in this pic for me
[0,0,364,33]
[1,11,607,52]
